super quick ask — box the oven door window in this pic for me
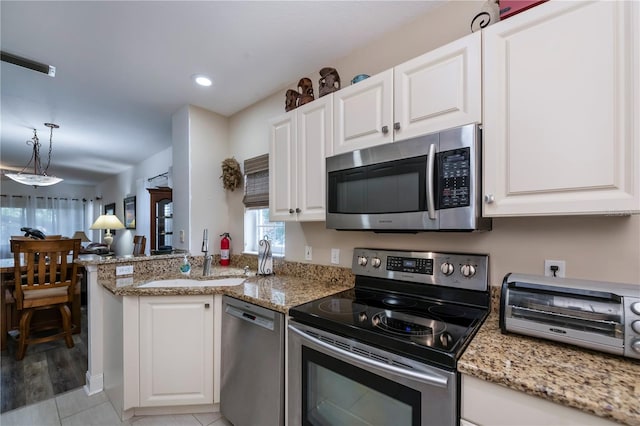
[302,346,420,426]
[328,156,427,214]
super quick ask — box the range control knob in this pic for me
[358,256,368,267]
[632,339,640,354]
[371,257,382,268]
[461,264,477,278]
[631,302,640,315]
[440,262,455,276]
[632,320,640,334]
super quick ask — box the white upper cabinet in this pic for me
[332,32,481,155]
[269,112,296,222]
[333,69,394,154]
[483,0,640,216]
[270,95,333,222]
[394,31,481,141]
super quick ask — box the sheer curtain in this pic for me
[0,195,87,258]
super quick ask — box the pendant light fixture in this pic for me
[5,123,63,187]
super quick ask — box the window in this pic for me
[243,208,285,256]
[0,195,86,257]
[242,154,285,256]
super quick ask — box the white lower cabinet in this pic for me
[482,0,640,216]
[124,294,218,410]
[461,375,618,426]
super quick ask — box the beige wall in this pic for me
[173,105,230,253]
[227,1,640,286]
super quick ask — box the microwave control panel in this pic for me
[438,148,470,209]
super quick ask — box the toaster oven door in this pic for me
[501,283,625,355]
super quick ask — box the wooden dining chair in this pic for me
[133,235,146,256]
[10,238,80,360]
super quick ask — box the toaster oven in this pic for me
[500,273,640,359]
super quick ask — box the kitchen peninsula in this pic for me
[77,253,354,419]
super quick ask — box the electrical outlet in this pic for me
[544,259,566,278]
[116,265,134,276]
[305,246,312,261]
[331,248,340,264]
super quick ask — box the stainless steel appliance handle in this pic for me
[225,305,274,330]
[426,143,436,220]
[289,324,448,388]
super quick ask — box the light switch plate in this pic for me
[331,248,340,264]
[116,265,134,276]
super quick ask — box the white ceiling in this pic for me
[0,1,443,186]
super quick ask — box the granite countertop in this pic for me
[100,268,354,314]
[459,313,640,425]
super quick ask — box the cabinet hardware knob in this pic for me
[205,303,210,309]
[484,194,495,204]
[295,208,301,213]
[394,122,400,131]
[382,125,389,134]
[289,209,294,214]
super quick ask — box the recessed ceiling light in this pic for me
[193,74,212,87]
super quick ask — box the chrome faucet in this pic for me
[202,228,212,276]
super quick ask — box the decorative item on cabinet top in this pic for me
[499,0,548,19]
[319,67,340,97]
[284,67,341,110]
[351,74,370,85]
[220,157,243,191]
[297,77,314,107]
[471,0,500,32]
[285,89,300,112]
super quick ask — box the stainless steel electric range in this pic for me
[288,248,490,426]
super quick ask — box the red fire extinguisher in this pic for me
[220,233,231,266]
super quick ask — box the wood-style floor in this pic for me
[0,307,88,413]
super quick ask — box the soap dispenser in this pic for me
[180,255,191,275]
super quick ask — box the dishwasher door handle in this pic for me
[225,304,275,331]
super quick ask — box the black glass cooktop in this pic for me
[289,287,489,369]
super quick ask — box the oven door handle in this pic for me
[426,142,436,220]
[289,325,448,388]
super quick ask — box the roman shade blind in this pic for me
[243,154,269,208]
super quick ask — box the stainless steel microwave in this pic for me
[326,123,491,232]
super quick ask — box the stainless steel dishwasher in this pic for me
[221,295,284,426]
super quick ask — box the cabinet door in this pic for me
[269,112,297,222]
[139,295,214,407]
[394,31,481,141]
[483,0,640,216]
[462,375,619,425]
[333,68,393,154]
[296,96,333,221]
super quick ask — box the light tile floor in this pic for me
[0,387,232,426]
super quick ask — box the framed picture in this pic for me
[104,203,116,234]
[124,196,136,229]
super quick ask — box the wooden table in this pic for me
[1,258,84,351]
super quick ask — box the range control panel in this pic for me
[352,248,489,292]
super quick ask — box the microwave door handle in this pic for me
[427,143,436,220]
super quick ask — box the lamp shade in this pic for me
[71,231,91,242]
[90,214,125,231]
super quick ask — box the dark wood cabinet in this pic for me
[147,187,172,253]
